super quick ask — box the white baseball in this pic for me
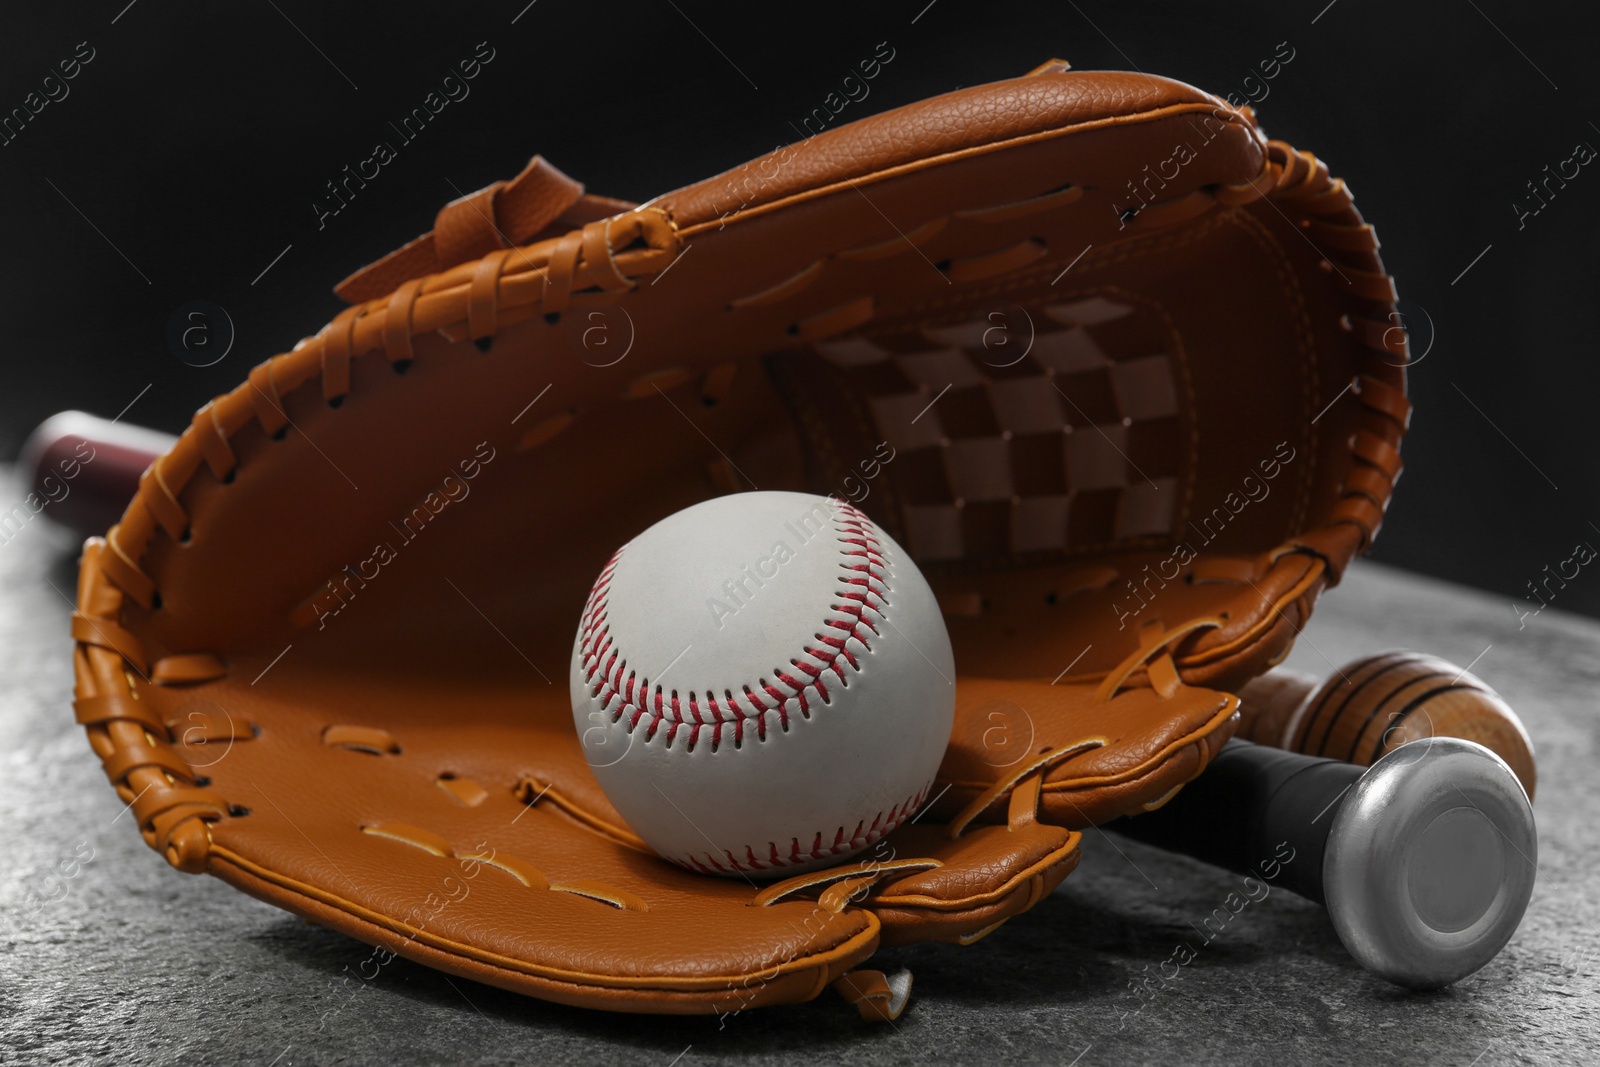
[570,491,955,877]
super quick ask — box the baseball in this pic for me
[570,491,955,877]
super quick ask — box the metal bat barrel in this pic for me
[1110,737,1537,989]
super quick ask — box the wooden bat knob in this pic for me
[1235,651,1536,800]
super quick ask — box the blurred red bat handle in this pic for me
[19,411,176,541]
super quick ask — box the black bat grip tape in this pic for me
[1107,740,1363,904]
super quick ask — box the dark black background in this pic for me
[2,1,1595,619]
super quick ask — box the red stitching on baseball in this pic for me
[668,782,931,875]
[577,500,891,752]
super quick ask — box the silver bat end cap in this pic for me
[1323,737,1537,990]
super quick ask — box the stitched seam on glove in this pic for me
[210,844,881,991]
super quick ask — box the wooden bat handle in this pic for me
[1235,651,1537,799]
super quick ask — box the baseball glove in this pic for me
[71,60,1407,1019]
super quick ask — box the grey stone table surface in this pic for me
[2,474,1596,1065]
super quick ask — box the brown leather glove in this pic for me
[71,60,1407,1019]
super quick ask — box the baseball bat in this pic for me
[1109,736,1536,989]
[18,411,175,540]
